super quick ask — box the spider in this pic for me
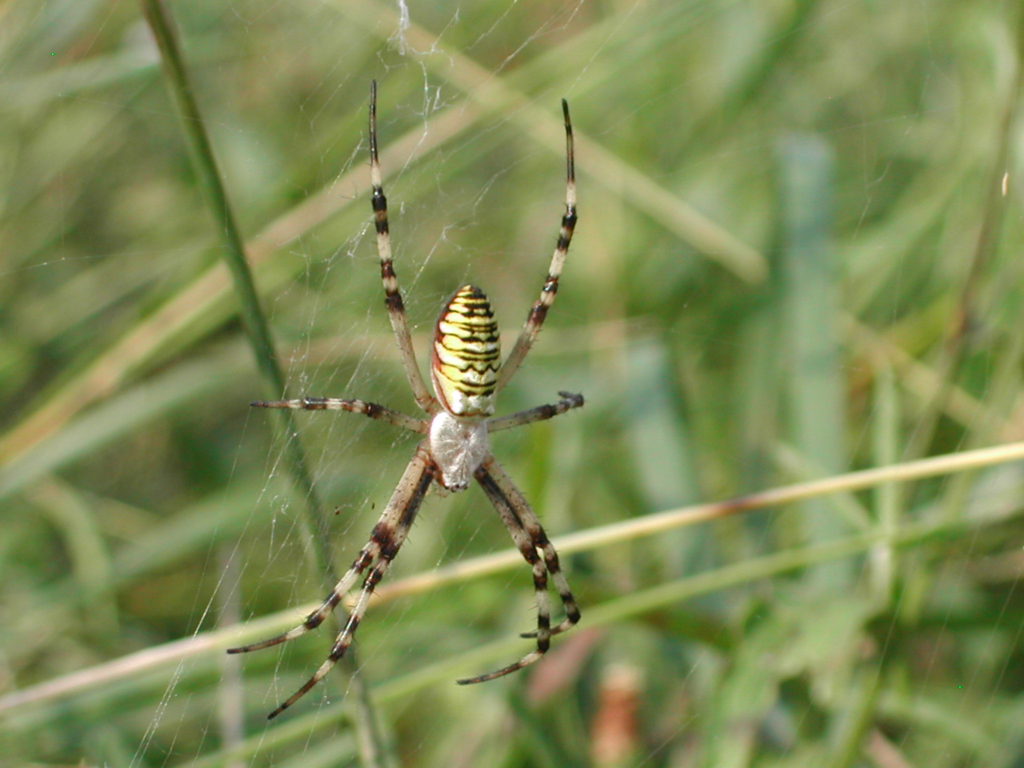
[228,82,582,720]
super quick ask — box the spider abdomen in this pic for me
[432,285,500,417]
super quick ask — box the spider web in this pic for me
[3,0,1024,766]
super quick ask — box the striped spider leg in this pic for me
[460,455,582,683]
[369,79,439,415]
[229,442,435,719]
[495,97,578,393]
[229,82,582,718]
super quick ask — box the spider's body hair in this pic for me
[432,285,500,418]
[429,411,490,491]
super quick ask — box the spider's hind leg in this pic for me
[495,99,577,393]
[369,81,437,414]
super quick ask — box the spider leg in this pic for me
[487,391,584,433]
[457,458,552,685]
[495,99,578,393]
[483,457,581,639]
[369,81,438,414]
[228,441,436,719]
[252,397,428,433]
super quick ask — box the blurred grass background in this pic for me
[3,0,1024,765]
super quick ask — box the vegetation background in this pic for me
[3,0,1024,765]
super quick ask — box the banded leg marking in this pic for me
[485,458,580,638]
[458,458,553,684]
[369,80,437,414]
[496,99,578,393]
[487,391,584,433]
[252,397,427,433]
[228,441,436,719]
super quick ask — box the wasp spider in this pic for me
[229,82,582,719]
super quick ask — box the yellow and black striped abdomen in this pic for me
[431,285,500,417]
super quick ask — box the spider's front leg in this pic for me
[484,457,581,638]
[457,456,580,684]
[228,441,436,719]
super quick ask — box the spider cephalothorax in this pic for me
[229,82,581,720]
